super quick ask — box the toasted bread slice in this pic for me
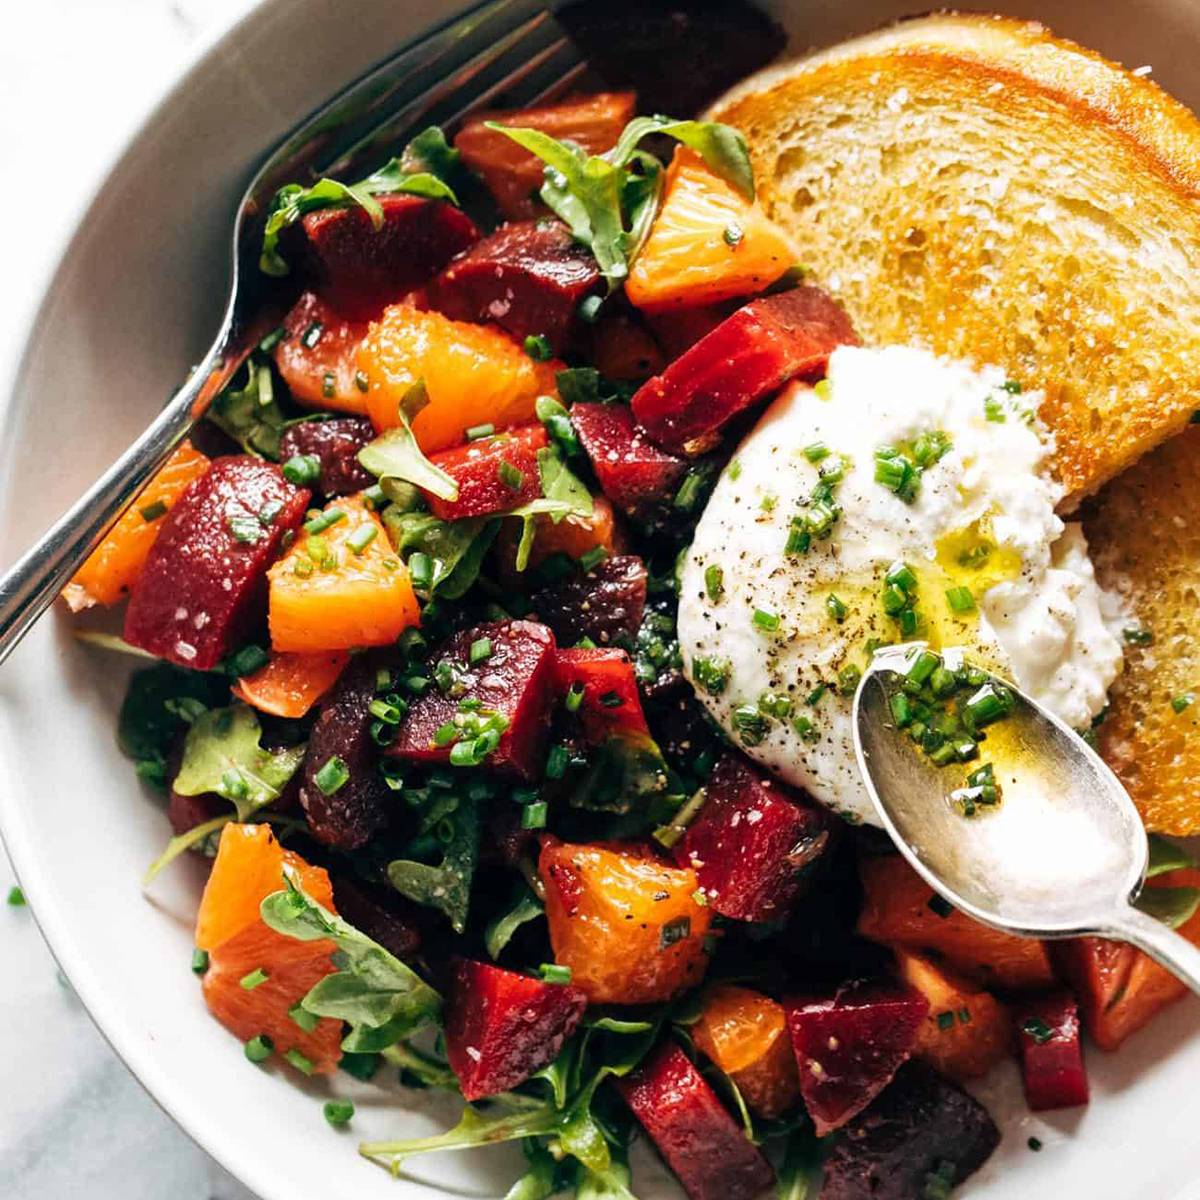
[1083,425,1200,834]
[708,14,1200,505]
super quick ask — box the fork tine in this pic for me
[515,58,592,109]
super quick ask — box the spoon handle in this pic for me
[1106,905,1200,995]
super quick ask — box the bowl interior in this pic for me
[3,2,1200,1199]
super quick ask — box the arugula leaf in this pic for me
[1147,833,1196,878]
[382,511,500,600]
[259,140,459,277]
[485,884,545,960]
[387,792,481,933]
[554,369,637,408]
[575,1154,639,1200]
[775,1131,824,1200]
[73,631,157,660]
[172,704,305,821]
[261,872,441,1053]
[206,353,288,459]
[504,1141,570,1200]
[358,380,460,501]
[510,446,595,572]
[487,114,753,290]
[400,126,473,196]
[381,1040,459,1091]
[565,733,671,815]
[143,814,232,886]
[1136,886,1200,930]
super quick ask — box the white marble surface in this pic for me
[1,3,258,1195]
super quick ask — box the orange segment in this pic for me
[63,442,210,610]
[274,291,371,415]
[231,650,350,718]
[540,839,712,1005]
[196,823,342,1073]
[496,494,623,582]
[268,494,419,652]
[357,304,561,452]
[895,951,1012,1081]
[692,984,800,1118]
[627,147,800,310]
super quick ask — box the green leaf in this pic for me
[172,704,305,821]
[73,631,158,660]
[358,380,460,501]
[400,126,473,195]
[1147,833,1196,878]
[608,116,754,200]
[510,447,594,572]
[503,1141,567,1200]
[143,814,231,886]
[1136,886,1200,930]
[485,885,545,960]
[567,733,670,815]
[381,1040,460,1091]
[206,354,288,458]
[387,792,481,933]
[776,1131,824,1200]
[382,510,500,600]
[260,872,441,1052]
[575,1154,639,1200]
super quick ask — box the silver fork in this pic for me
[0,0,579,665]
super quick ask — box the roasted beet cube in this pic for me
[445,959,587,1100]
[302,194,479,319]
[819,1061,1000,1200]
[424,425,548,520]
[555,647,649,740]
[631,287,858,454]
[330,873,424,962]
[167,788,225,838]
[124,457,309,670]
[277,416,376,497]
[299,656,392,851]
[530,554,647,648]
[427,220,600,353]
[571,402,687,521]
[273,291,372,412]
[618,1041,775,1200]
[786,979,929,1136]
[1014,992,1089,1112]
[674,754,832,923]
[390,620,557,780]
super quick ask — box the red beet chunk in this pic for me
[302,194,479,319]
[299,655,393,850]
[390,620,557,780]
[428,220,600,353]
[278,416,376,497]
[618,1041,775,1200]
[425,425,548,520]
[530,554,647,648]
[819,1061,1000,1200]
[786,979,929,1136]
[555,647,649,741]
[631,286,858,454]
[330,873,423,962]
[1014,992,1089,1112]
[674,754,832,923]
[167,789,224,837]
[571,402,687,521]
[445,959,587,1100]
[124,457,309,670]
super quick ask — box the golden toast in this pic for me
[708,13,1200,505]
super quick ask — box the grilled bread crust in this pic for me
[708,13,1200,505]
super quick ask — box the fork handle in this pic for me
[0,342,221,667]
[1106,904,1200,997]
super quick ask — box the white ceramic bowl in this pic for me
[4,2,1200,1198]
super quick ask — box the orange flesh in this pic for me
[268,493,419,652]
[540,839,712,1005]
[64,442,210,610]
[231,650,350,718]
[626,147,801,310]
[495,494,623,581]
[357,304,561,453]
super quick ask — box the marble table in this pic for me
[1,3,257,1194]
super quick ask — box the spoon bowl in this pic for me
[853,642,1200,990]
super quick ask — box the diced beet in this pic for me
[487,805,536,869]
[554,647,649,741]
[390,620,557,781]
[427,220,600,353]
[278,416,376,497]
[786,979,929,1136]
[273,290,371,410]
[299,656,392,850]
[588,313,665,382]
[425,425,548,520]
[167,788,225,837]
[818,1061,1000,1200]
[571,402,687,522]
[674,754,832,923]
[124,457,310,670]
[530,554,647,648]
[646,303,738,361]
[1014,992,1089,1112]
[617,1041,775,1200]
[302,194,479,320]
[445,959,588,1100]
[330,873,423,961]
[631,287,858,454]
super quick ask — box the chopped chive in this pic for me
[963,683,1014,727]
[465,422,495,441]
[354,369,370,393]
[983,396,1007,423]
[660,916,691,947]
[579,545,608,572]
[469,637,493,665]
[301,322,324,349]
[433,722,459,747]
[752,607,781,633]
[728,459,743,481]
[1123,626,1154,646]
[191,948,209,975]
[704,564,724,602]
[259,326,285,352]
[363,484,387,510]
[803,442,830,463]
[927,894,954,918]
[498,460,525,491]
[285,1048,315,1075]
[139,499,168,522]
[807,682,828,706]
[339,1052,380,1081]
[1172,693,1195,714]
[838,663,862,695]
[1002,379,1023,394]
[244,1034,274,1063]
[323,1100,355,1126]
[545,744,570,780]
[314,756,350,795]
[408,551,433,592]
[540,963,573,984]
[945,586,975,613]
[722,223,744,247]
[240,967,269,991]
[368,698,405,725]
[1021,1017,1053,1045]
[1027,1137,1043,1152]
[577,295,603,324]
[304,507,346,536]
[5,884,25,907]
[693,656,731,697]
[826,593,848,623]
[599,690,624,708]
[673,471,705,511]
[521,801,549,829]
[886,561,919,593]
[227,643,270,678]
[792,715,819,743]
[936,1011,955,1031]
[565,682,585,712]
[322,372,335,399]
[346,524,377,554]
[289,1002,319,1033]
[523,334,553,361]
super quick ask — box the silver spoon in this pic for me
[852,642,1200,993]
